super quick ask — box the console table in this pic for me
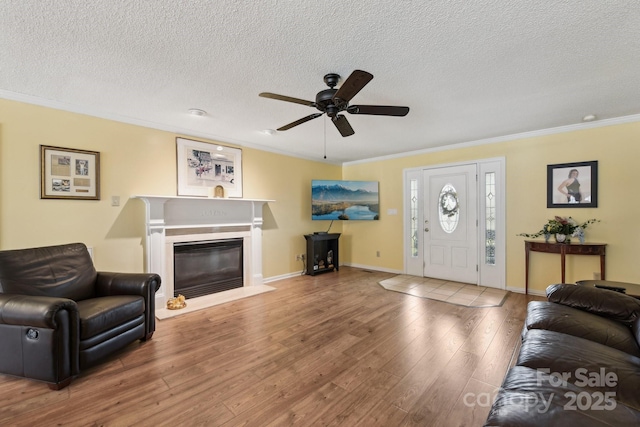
[524,241,606,294]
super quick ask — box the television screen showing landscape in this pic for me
[312,180,379,220]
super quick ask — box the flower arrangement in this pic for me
[518,216,599,243]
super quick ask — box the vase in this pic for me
[544,233,550,243]
[555,233,567,243]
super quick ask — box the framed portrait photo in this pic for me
[40,145,100,200]
[547,161,598,208]
[176,138,243,198]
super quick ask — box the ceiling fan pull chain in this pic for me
[324,115,327,159]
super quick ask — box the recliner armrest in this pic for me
[95,272,161,341]
[546,283,640,325]
[0,294,77,328]
[95,272,161,297]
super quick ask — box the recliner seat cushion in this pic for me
[523,301,640,357]
[77,295,144,340]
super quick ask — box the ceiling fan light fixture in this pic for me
[582,114,597,122]
[188,108,207,116]
[262,129,276,135]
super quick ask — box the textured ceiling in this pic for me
[2,1,640,163]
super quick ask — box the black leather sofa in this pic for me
[0,243,161,389]
[485,283,640,426]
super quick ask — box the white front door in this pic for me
[423,164,478,284]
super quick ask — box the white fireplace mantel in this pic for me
[133,195,273,308]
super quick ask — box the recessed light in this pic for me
[188,108,207,116]
[262,129,276,135]
[216,146,224,151]
[582,114,596,122]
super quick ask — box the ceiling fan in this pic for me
[259,70,410,137]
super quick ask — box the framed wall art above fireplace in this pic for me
[176,138,243,198]
[40,145,100,200]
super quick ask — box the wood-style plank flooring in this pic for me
[0,267,543,426]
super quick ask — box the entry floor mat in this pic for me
[379,275,508,307]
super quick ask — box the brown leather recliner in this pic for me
[0,243,161,390]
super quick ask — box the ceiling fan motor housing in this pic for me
[316,88,345,117]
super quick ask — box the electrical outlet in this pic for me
[296,254,301,261]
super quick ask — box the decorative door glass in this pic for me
[438,183,459,233]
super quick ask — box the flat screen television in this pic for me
[311,180,379,220]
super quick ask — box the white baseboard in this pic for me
[264,270,305,283]
[340,263,403,275]
[506,286,545,297]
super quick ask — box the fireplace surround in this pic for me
[133,195,272,315]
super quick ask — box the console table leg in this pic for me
[525,248,530,295]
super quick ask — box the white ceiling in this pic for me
[2,1,640,164]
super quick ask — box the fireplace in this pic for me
[133,195,273,312]
[173,238,243,299]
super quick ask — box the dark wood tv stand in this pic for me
[304,233,340,276]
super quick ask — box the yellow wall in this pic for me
[343,121,640,293]
[2,98,639,294]
[0,99,341,279]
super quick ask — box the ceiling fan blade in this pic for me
[331,115,355,137]
[332,70,373,103]
[347,105,410,116]
[259,92,315,107]
[277,113,323,131]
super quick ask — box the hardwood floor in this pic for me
[0,267,543,426]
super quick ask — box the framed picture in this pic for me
[547,161,598,208]
[176,138,242,197]
[311,180,380,220]
[40,145,100,200]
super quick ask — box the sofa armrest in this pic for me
[95,272,161,297]
[0,294,77,328]
[546,283,640,325]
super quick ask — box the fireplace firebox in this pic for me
[173,238,243,299]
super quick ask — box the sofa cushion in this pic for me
[0,243,97,301]
[77,295,144,340]
[518,329,640,411]
[485,366,640,426]
[523,301,640,357]
[546,283,640,325]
